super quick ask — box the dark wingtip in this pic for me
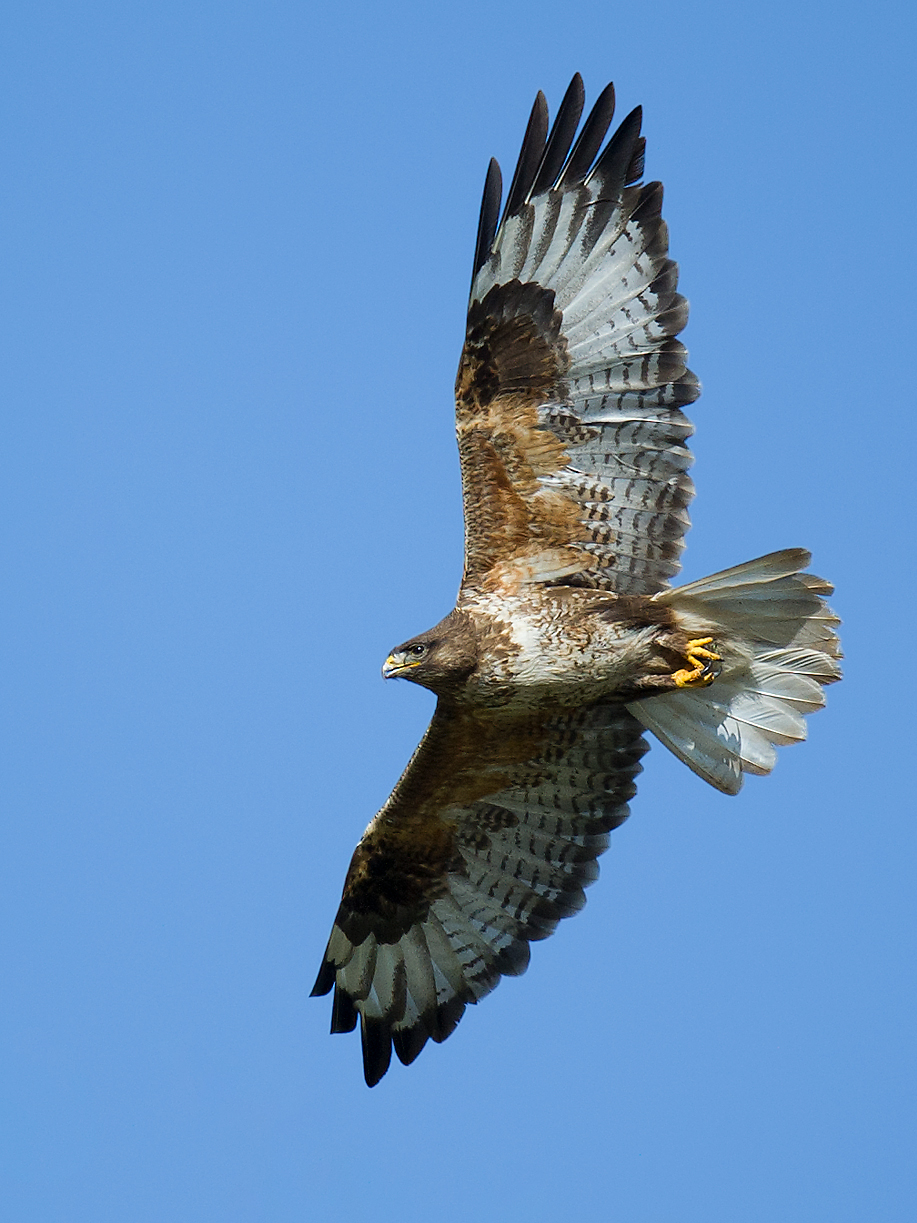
[361,1016,393,1087]
[501,89,550,223]
[586,104,645,194]
[428,995,467,1044]
[471,156,502,285]
[559,80,616,187]
[471,79,644,287]
[625,135,646,185]
[530,73,586,198]
[310,956,335,998]
[393,1023,429,1067]
[330,985,358,1034]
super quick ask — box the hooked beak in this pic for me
[382,651,422,680]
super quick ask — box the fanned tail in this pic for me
[628,549,841,794]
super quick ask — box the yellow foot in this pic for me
[672,637,722,688]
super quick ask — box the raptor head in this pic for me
[382,611,478,695]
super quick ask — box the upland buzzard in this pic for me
[311,76,841,1085]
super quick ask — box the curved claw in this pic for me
[673,637,722,688]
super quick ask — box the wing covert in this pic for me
[457,76,699,597]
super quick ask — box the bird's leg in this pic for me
[672,637,721,688]
[617,632,724,699]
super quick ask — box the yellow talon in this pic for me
[673,637,722,688]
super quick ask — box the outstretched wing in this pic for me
[312,700,648,1085]
[457,75,699,597]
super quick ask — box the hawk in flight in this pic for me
[311,77,841,1085]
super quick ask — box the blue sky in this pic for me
[1,1,915,1219]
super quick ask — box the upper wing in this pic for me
[457,76,699,597]
[311,699,648,1085]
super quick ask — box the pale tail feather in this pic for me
[627,549,841,794]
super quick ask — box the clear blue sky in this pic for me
[1,1,915,1219]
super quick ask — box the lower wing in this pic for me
[312,699,648,1085]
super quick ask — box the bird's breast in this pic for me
[457,590,663,709]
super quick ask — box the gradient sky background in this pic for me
[2,2,915,1220]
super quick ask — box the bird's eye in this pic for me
[408,644,426,657]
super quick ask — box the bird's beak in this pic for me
[382,653,404,680]
[382,651,421,680]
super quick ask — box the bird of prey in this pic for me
[311,76,841,1086]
